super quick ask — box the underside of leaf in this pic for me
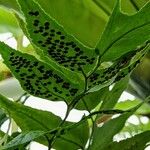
[0,42,84,101]
[17,0,98,74]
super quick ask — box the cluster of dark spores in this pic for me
[88,51,141,88]
[114,59,141,82]
[28,10,95,71]
[9,52,78,100]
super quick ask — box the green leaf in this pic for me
[87,53,132,92]
[17,0,98,74]
[0,93,61,132]
[0,0,19,11]
[0,130,12,148]
[2,131,46,150]
[0,109,7,126]
[0,130,5,138]
[0,0,107,47]
[0,42,84,101]
[122,121,150,134]
[0,93,61,147]
[105,131,150,150]
[76,87,109,110]
[0,94,89,148]
[54,121,89,150]
[95,0,149,15]
[100,77,129,110]
[88,41,149,91]
[0,6,22,36]
[96,0,150,62]
[35,0,107,47]
[14,10,86,87]
[89,103,143,150]
[115,99,150,114]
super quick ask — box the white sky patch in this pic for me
[25,96,67,120]
[0,32,17,49]
[127,115,140,125]
[23,36,30,47]
[113,132,131,142]
[119,91,135,102]
[29,142,49,150]
[25,96,87,122]
[145,145,150,150]
[140,116,149,124]
[1,120,12,135]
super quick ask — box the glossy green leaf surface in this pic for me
[96,0,150,62]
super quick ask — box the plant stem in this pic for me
[45,135,51,150]
[16,34,24,50]
[1,118,11,145]
[16,92,27,102]
[47,104,72,148]
[87,55,101,79]
[81,68,88,92]
[82,99,95,149]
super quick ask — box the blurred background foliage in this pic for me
[0,0,149,145]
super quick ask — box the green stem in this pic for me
[2,118,11,145]
[45,135,51,150]
[82,99,95,149]
[16,92,28,102]
[37,108,129,145]
[48,104,72,148]
[87,55,101,79]
[81,68,88,92]
[15,34,24,50]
